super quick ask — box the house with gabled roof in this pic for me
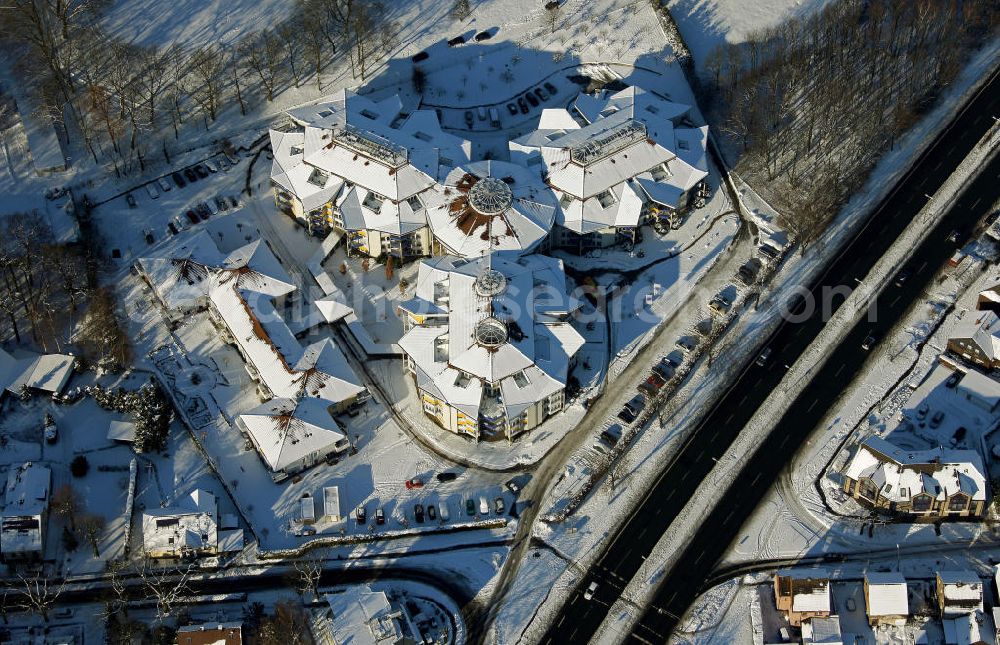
[773,569,831,627]
[397,253,584,441]
[841,436,988,519]
[948,310,1000,370]
[270,89,470,257]
[864,572,909,626]
[142,489,218,559]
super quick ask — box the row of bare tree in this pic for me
[0,0,399,178]
[701,0,1000,248]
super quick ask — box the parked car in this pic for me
[524,92,539,107]
[172,171,186,188]
[930,410,945,429]
[145,183,159,199]
[205,199,220,216]
[448,35,466,46]
[466,499,476,516]
[916,402,929,420]
[479,497,489,515]
[474,30,493,41]
[625,394,646,415]
[505,478,521,494]
[215,196,229,211]
[709,294,731,315]
[427,504,437,520]
[894,269,912,287]
[544,81,558,95]
[494,497,505,515]
[951,426,967,446]
[534,87,547,101]
[945,371,961,388]
[167,221,179,235]
[204,159,218,173]
[861,332,879,351]
[44,413,57,444]
[126,193,137,208]
[355,506,366,524]
[436,471,458,482]
[184,167,198,182]
[617,405,637,423]
[675,336,698,352]
[197,204,211,220]
[638,373,666,397]
[603,424,623,445]
[218,157,231,171]
[185,209,200,224]
[194,164,209,178]
[756,347,772,367]
[439,502,450,521]
[464,110,475,127]
[173,216,187,231]
[947,229,961,243]
[506,103,518,115]
[143,229,155,245]
[414,504,424,523]
[158,177,172,192]
[411,51,429,62]
[227,195,241,209]
[405,478,424,489]
[652,358,675,380]
[584,582,598,600]
[758,243,780,260]
[517,97,529,114]
[375,508,385,525]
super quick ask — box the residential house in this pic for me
[948,311,1000,370]
[943,610,993,645]
[937,571,984,618]
[326,585,421,645]
[0,462,51,562]
[142,489,218,559]
[773,569,831,627]
[955,369,1000,413]
[864,572,908,626]
[0,347,74,401]
[841,436,988,519]
[397,253,584,441]
[801,616,843,645]
[175,622,243,645]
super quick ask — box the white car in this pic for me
[204,159,218,173]
[439,502,450,522]
[479,497,489,515]
[144,183,159,199]
[584,582,598,600]
[157,177,172,192]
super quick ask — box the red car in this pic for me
[405,478,424,489]
[638,373,666,398]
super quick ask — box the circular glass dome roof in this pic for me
[467,177,513,215]
[474,269,508,297]
[474,317,509,348]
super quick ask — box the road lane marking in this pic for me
[889,295,900,307]
[834,364,845,377]
[694,550,705,564]
[724,509,735,524]
[725,413,734,424]
[751,473,762,486]
[807,399,819,412]
[972,197,982,210]
[779,435,789,448]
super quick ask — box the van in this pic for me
[488,107,501,128]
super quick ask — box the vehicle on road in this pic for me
[494,497,505,515]
[436,472,458,482]
[894,269,912,287]
[584,582,598,600]
[930,410,945,428]
[355,506,366,524]
[44,413,57,444]
[414,504,424,523]
[756,347,772,367]
[405,478,424,489]
[861,332,879,351]
[172,171,186,188]
[466,499,476,516]
[375,508,385,525]
[126,193,137,208]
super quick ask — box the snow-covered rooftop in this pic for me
[0,462,50,556]
[776,569,831,614]
[425,160,557,258]
[801,615,843,645]
[237,397,349,473]
[843,436,987,504]
[398,253,583,424]
[142,489,218,556]
[326,586,420,645]
[0,347,74,398]
[949,310,1000,361]
[865,572,908,617]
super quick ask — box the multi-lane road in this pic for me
[540,66,1000,644]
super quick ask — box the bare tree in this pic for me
[137,560,195,622]
[543,1,561,34]
[292,556,323,598]
[15,571,66,622]
[451,0,470,21]
[253,601,313,645]
[78,512,106,557]
[50,483,81,531]
[605,453,632,495]
[241,30,283,102]
[276,16,304,89]
[186,44,226,122]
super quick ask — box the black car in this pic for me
[144,230,155,245]
[448,35,465,46]
[506,103,518,115]
[436,472,458,482]
[464,110,475,127]
[945,372,961,388]
[414,504,424,523]
[534,87,547,101]
[894,269,911,287]
[517,97,529,114]
[185,209,199,224]
[184,167,198,182]
[544,82,558,95]
[524,92,539,107]
[126,193,137,208]
[196,204,211,220]
[474,30,493,41]
[172,171,187,188]
[617,405,637,423]
[427,504,437,520]
[355,506,366,524]
[194,164,209,178]
[167,222,179,235]
[215,196,229,211]
[412,51,429,62]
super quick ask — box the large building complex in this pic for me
[270,89,470,255]
[397,253,584,441]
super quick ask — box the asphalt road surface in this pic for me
[540,67,1000,645]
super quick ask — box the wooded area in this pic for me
[701,0,1000,248]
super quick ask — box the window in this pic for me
[858,478,878,500]
[559,193,575,209]
[678,139,689,150]
[596,189,617,208]
[651,162,671,181]
[911,494,932,512]
[306,168,329,188]
[440,156,453,167]
[317,109,333,118]
[512,371,530,388]
[360,109,380,120]
[600,107,619,117]
[948,494,968,511]
[455,371,472,388]
[406,195,423,211]
[290,145,304,156]
[545,130,566,141]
